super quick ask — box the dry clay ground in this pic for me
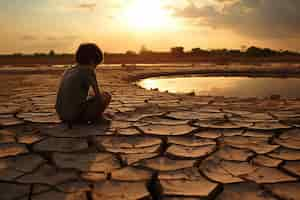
[0,64,300,200]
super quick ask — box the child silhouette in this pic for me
[56,43,111,126]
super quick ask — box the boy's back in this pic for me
[56,65,95,121]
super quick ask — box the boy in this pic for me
[56,43,111,125]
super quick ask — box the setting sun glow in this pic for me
[123,0,171,31]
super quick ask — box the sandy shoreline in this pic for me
[1,63,300,78]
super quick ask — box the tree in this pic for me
[139,45,151,55]
[12,53,23,56]
[246,46,262,56]
[125,50,137,56]
[49,50,55,56]
[240,45,247,52]
[246,46,277,57]
[210,49,228,56]
[191,48,201,54]
[191,48,208,56]
[228,49,242,56]
[34,52,47,56]
[171,46,184,56]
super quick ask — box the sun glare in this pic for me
[123,0,172,31]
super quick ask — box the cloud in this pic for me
[46,36,57,41]
[173,0,300,39]
[20,35,39,41]
[58,1,98,12]
[174,1,218,18]
[76,3,97,11]
[46,35,78,41]
[20,34,78,42]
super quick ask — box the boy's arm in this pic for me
[88,70,102,98]
[91,78,101,97]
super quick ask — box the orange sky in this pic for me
[1,0,300,54]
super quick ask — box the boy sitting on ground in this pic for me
[56,43,111,125]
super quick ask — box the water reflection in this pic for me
[139,76,300,98]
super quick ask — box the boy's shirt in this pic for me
[55,65,97,121]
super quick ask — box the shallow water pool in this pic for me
[138,76,300,99]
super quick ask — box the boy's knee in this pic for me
[103,91,111,98]
[89,93,111,112]
[103,92,112,104]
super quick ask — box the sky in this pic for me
[1,0,300,54]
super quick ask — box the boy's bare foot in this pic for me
[104,112,114,119]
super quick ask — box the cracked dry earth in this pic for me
[0,66,300,200]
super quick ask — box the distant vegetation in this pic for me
[3,46,300,57]
[139,46,300,57]
[1,46,300,65]
[8,50,73,57]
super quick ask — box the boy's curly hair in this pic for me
[75,43,104,65]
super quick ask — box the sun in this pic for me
[123,0,171,31]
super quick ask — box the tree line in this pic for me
[2,46,300,58]
[127,46,300,57]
